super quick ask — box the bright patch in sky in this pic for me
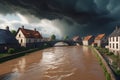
[0,14,21,21]
[16,13,29,24]
[0,13,62,39]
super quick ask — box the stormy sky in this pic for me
[0,0,120,38]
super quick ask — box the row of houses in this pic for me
[82,33,107,47]
[0,25,120,55]
[0,26,43,53]
[82,27,120,55]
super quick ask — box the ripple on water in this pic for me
[0,46,106,80]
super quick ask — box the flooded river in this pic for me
[0,46,105,80]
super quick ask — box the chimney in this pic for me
[34,28,36,31]
[6,26,9,31]
[22,25,24,29]
[116,26,118,30]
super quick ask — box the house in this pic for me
[16,26,42,47]
[0,26,19,53]
[82,35,94,46]
[94,34,107,47]
[72,36,82,42]
[72,36,82,45]
[108,26,120,55]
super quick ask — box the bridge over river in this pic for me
[0,46,105,80]
[41,40,81,47]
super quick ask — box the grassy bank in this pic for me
[96,47,120,76]
[91,47,112,80]
[0,44,51,63]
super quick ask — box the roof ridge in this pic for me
[19,27,42,38]
[109,26,120,37]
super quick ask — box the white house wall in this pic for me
[109,36,120,55]
[16,30,26,46]
[83,41,88,46]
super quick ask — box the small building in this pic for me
[109,26,120,55]
[94,34,107,47]
[82,35,94,46]
[0,26,19,53]
[72,36,82,42]
[72,36,82,44]
[16,26,42,47]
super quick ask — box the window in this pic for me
[109,38,111,42]
[110,43,111,48]
[4,46,7,50]
[113,37,114,42]
[113,43,114,48]
[116,37,118,42]
[19,34,21,37]
[21,39,23,43]
[116,43,118,49]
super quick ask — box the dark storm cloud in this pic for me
[0,0,120,36]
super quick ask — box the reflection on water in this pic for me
[0,46,105,80]
[1,58,26,80]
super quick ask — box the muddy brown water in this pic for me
[0,46,105,80]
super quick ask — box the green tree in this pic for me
[11,30,17,36]
[51,34,56,41]
[64,35,69,40]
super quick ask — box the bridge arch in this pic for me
[42,40,75,47]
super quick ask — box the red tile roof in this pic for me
[83,35,93,41]
[19,28,42,38]
[95,34,105,40]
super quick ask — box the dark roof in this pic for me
[109,27,120,37]
[18,28,42,38]
[0,29,18,44]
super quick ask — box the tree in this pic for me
[51,34,56,41]
[64,35,69,40]
[11,30,17,36]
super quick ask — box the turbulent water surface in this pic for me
[0,46,105,80]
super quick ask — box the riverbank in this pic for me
[0,45,51,63]
[91,47,116,80]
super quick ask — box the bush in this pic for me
[106,73,111,80]
[8,48,15,54]
[103,48,109,53]
[107,52,113,56]
[114,68,120,75]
